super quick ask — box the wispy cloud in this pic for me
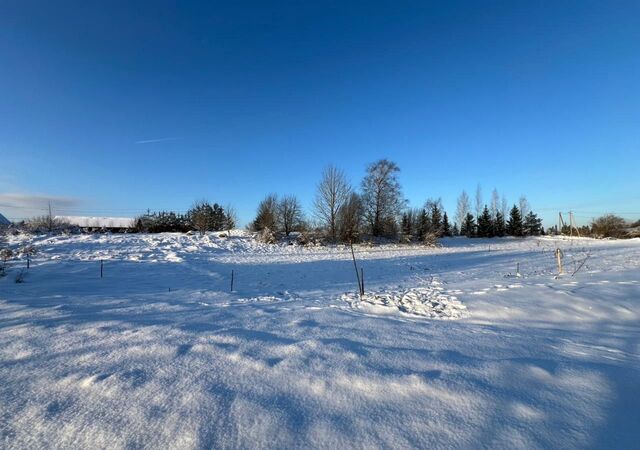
[0,193,82,219]
[135,137,178,144]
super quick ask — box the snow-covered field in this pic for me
[1,231,639,449]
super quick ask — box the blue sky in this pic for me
[1,1,639,227]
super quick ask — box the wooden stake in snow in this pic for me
[555,248,564,274]
[350,242,363,297]
[360,267,365,295]
[231,269,234,292]
[27,254,30,269]
[516,262,521,277]
[100,260,103,278]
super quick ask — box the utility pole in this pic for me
[569,212,581,238]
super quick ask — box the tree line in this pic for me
[6,158,636,240]
[250,159,545,243]
[134,201,237,234]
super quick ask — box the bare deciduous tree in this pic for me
[314,165,351,240]
[501,195,509,218]
[475,184,483,219]
[490,188,500,219]
[518,195,530,219]
[279,195,304,236]
[224,204,238,234]
[455,190,470,230]
[361,159,405,237]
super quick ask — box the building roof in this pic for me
[55,216,134,228]
[0,212,10,226]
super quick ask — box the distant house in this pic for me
[55,216,134,232]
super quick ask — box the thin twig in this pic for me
[350,241,362,296]
[571,255,591,277]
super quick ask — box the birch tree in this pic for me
[361,159,405,237]
[314,165,351,240]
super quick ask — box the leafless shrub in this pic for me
[0,249,8,277]
[337,193,363,243]
[224,204,238,234]
[295,231,324,246]
[1,248,13,264]
[591,214,628,239]
[20,245,37,257]
[256,227,277,244]
[14,269,25,283]
[422,232,440,247]
[24,216,74,233]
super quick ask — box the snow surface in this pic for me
[1,232,639,449]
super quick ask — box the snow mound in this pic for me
[342,285,469,319]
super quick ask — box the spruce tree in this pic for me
[524,211,543,236]
[463,213,476,237]
[507,205,524,237]
[452,223,459,236]
[494,211,506,237]
[417,208,430,241]
[430,203,443,237]
[442,212,451,237]
[401,212,411,237]
[477,205,493,237]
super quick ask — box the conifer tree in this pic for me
[252,194,279,232]
[452,223,459,236]
[401,212,410,236]
[477,205,493,237]
[430,203,443,236]
[417,208,430,241]
[442,212,451,237]
[494,211,506,237]
[462,213,476,237]
[523,211,543,236]
[507,205,524,237]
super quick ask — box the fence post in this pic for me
[555,248,563,274]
